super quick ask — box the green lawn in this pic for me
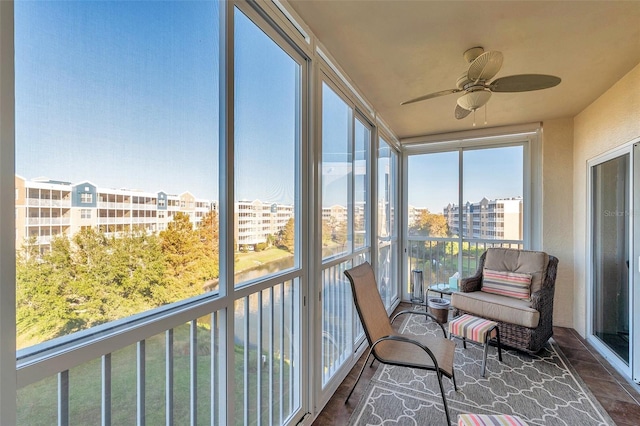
[234,247,293,272]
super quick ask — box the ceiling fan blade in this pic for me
[455,104,472,119]
[489,74,561,92]
[400,88,460,105]
[468,50,503,83]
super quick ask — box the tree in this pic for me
[278,218,295,253]
[409,210,449,237]
[321,220,333,247]
[197,209,220,279]
[16,227,172,348]
[332,220,347,247]
[160,212,216,301]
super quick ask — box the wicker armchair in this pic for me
[452,249,559,354]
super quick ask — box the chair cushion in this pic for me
[375,333,456,377]
[481,268,532,300]
[449,314,497,344]
[484,248,549,294]
[452,291,540,328]
[458,414,529,426]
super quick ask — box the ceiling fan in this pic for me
[401,47,561,120]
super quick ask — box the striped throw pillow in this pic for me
[458,413,529,426]
[481,268,532,300]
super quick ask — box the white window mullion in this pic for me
[136,340,146,426]
[189,320,197,426]
[165,329,174,426]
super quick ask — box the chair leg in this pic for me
[481,341,489,377]
[496,327,503,362]
[345,349,373,404]
[452,369,458,391]
[436,370,451,425]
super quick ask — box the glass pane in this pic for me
[378,144,392,239]
[462,146,523,241]
[15,0,220,349]
[354,118,369,250]
[407,152,458,287]
[321,83,350,259]
[234,8,300,286]
[377,139,398,309]
[592,155,630,364]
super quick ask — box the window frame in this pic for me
[316,67,374,406]
[401,126,542,302]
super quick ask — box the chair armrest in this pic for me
[458,250,487,293]
[530,285,554,312]
[391,309,447,337]
[459,275,482,293]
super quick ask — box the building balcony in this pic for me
[27,217,71,226]
[27,198,72,208]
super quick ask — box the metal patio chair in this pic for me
[344,262,458,425]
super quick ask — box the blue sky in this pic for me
[15,1,298,205]
[15,1,521,211]
[408,146,523,212]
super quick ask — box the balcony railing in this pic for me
[320,256,366,389]
[16,277,302,426]
[27,217,71,226]
[407,237,523,288]
[27,198,72,207]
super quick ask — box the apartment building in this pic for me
[15,175,213,252]
[407,205,430,228]
[444,197,523,240]
[16,176,300,253]
[235,200,294,249]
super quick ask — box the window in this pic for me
[319,80,372,393]
[354,118,369,250]
[405,137,529,298]
[321,83,350,259]
[15,0,220,346]
[234,7,301,285]
[377,138,399,309]
[232,6,305,422]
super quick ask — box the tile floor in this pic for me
[313,303,640,425]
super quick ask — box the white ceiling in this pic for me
[287,0,640,140]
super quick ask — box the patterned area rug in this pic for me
[348,313,615,426]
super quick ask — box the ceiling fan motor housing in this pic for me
[457,90,492,111]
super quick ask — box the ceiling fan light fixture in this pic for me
[457,90,492,111]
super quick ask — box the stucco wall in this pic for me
[542,118,574,328]
[572,62,640,336]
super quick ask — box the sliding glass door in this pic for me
[591,152,630,365]
[589,143,640,383]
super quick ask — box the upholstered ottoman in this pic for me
[458,414,529,425]
[448,314,502,377]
